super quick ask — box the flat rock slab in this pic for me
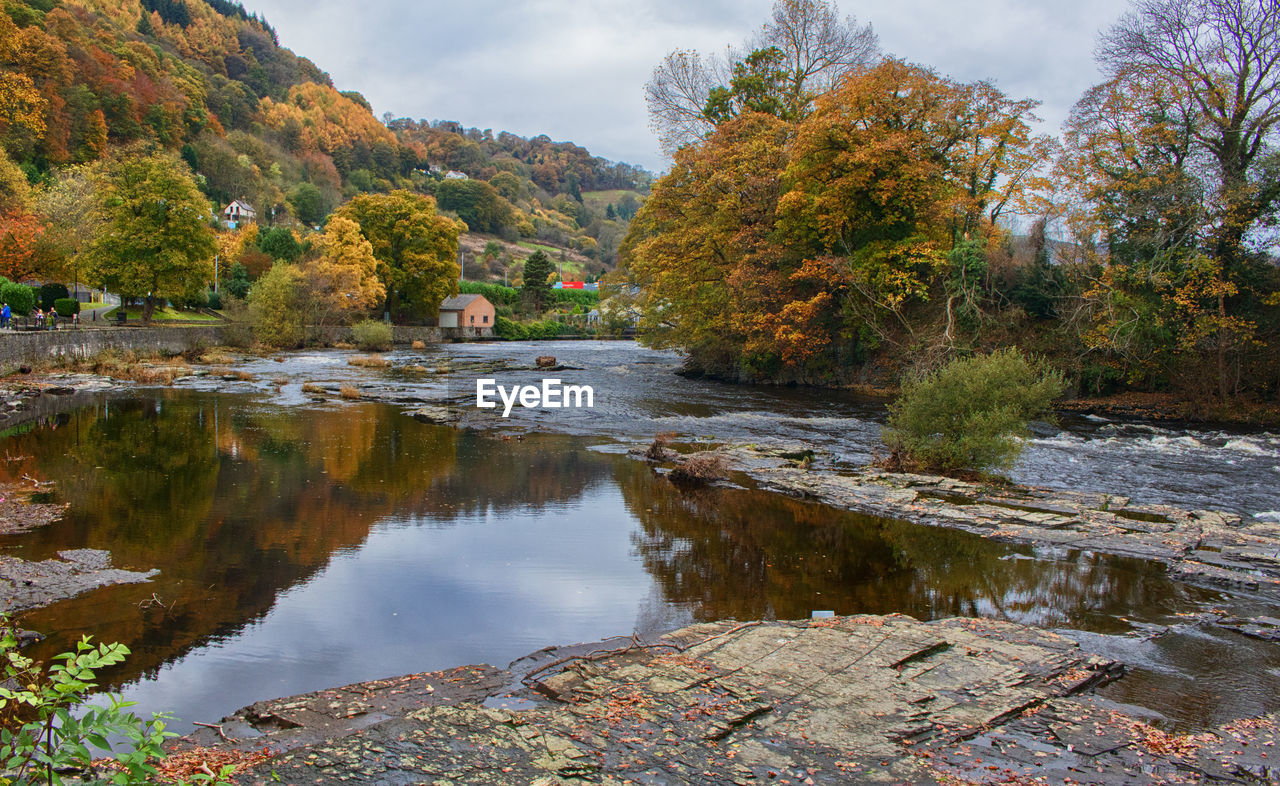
[0,483,67,535]
[0,549,157,613]
[167,615,1280,784]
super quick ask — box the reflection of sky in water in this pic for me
[115,485,674,726]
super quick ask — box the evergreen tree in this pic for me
[521,250,554,312]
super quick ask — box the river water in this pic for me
[2,340,1279,736]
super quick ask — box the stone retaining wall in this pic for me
[0,323,482,372]
[0,326,225,372]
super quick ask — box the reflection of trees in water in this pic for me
[616,461,1198,628]
[4,393,609,689]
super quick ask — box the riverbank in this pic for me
[175,614,1276,784]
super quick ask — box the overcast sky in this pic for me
[244,0,1134,173]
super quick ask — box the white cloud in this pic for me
[244,0,1133,172]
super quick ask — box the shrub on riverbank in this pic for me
[882,348,1067,474]
[494,315,565,340]
[352,319,393,351]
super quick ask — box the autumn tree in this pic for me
[0,211,45,281]
[1098,0,1280,272]
[333,190,463,320]
[81,152,215,324]
[37,163,100,285]
[621,113,796,376]
[0,148,30,214]
[1059,0,1280,399]
[780,61,956,347]
[303,215,384,329]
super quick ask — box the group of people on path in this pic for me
[1,303,78,330]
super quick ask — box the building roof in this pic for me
[223,199,255,215]
[439,294,489,310]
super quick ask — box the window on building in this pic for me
[470,315,475,324]
[483,315,489,324]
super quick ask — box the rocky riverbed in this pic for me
[176,614,1277,784]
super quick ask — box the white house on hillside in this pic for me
[223,199,257,229]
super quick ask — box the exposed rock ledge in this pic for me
[643,443,1280,599]
[179,615,1276,784]
[0,549,156,613]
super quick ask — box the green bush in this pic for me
[224,263,251,300]
[0,620,234,785]
[1,282,35,316]
[352,318,393,351]
[494,314,528,339]
[551,288,598,308]
[882,348,1067,474]
[460,280,519,306]
[53,298,80,317]
[206,290,222,310]
[39,283,69,311]
[494,316,565,340]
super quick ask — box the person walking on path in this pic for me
[1,303,9,330]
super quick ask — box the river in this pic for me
[2,340,1278,736]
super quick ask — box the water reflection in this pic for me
[618,464,1211,631]
[0,391,1272,734]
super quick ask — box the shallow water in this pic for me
[2,342,1279,735]
[178,341,1280,518]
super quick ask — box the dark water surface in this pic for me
[1,342,1278,736]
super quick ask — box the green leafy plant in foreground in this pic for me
[882,348,1068,474]
[0,621,220,785]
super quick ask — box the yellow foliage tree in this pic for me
[304,216,385,328]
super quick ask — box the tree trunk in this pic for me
[1217,292,1229,402]
[141,294,156,326]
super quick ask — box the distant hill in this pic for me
[0,0,648,275]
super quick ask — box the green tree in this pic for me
[882,348,1067,474]
[287,182,328,226]
[703,47,796,124]
[435,178,515,236]
[520,250,554,312]
[224,261,252,299]
[81,153,215,325]
[258,226,302,262]
[333,190,463,320]
[248,261,306,347]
